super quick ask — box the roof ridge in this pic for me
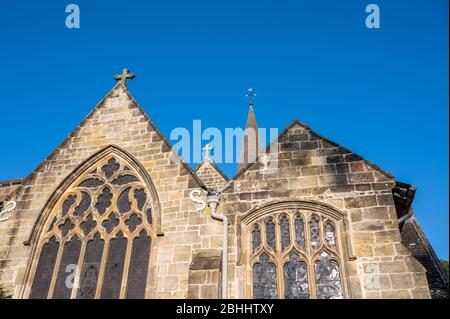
[231,118,395,182]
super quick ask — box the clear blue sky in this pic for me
[0,1,448,258]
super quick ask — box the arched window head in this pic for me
[28,152,156,299]
[246,204,347,299]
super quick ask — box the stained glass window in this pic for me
[310,216,320,248]
[29,237,59,299]
[294,215,305,248]
[283,253,309,299]
[250,209,344,299]
[77,233,104,299]
[325,223,336,246]
[126,231,152,299]
[53,237,82,299]
[253,254,277,299]
[265,219,276,250]
[314,251,343,299]
[30,154,156,299]
[280,215,290,250]
[252,225,261,252]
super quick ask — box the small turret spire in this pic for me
[238,88,263,172]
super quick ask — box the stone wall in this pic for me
[187,249,222,298]
[0,179,23,292]
[220,121,431,299]
[0,84,224,298]
[195,160,228,191]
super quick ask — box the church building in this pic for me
[0,70,447,299]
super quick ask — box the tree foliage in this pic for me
[441,259,449,273]
[0,286,12,299]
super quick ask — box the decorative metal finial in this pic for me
[245,88,256,105]
[114,68,136,85]
[202,144,213,161]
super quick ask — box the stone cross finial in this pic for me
[114,68,136,85]
[245,88,256,105]
[259,153,270,169]
[203,144,213,161]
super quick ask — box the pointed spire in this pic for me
[238,88,263,172]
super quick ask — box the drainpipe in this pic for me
[205,182,230,299]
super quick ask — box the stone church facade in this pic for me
[0,72,446,299]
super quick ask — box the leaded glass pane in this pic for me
[265,219,276,250]
[80,214,97,236]
[134,189,147,211]
[314,251,343,299]
[252,225,261,252]
[102,212,119,234]
[294,215,305,248]
[253,254,277,299]
[101,158,120,179]
[77,233,104,299]
[95,187,112,215]
[126,231,152,298]
[79,178,103,188]
[30,237,59,299]
[310,216,320,247]
[125,213,142,232]
[101,232,128,299]
[111,175,138,185]
[283,253,309,299]
[53,237,81,299]
[117,187,131,214]
[58,218,75,237]
[325,223,336,246]
[74,192,91,216]
[280,215,290,250]
[61,195,76,217]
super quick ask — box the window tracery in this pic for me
[249,208,345,299]
[29,155,155,299]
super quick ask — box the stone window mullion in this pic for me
[70,238,88,299]
[119,235,134,298]
[94,236,109,298]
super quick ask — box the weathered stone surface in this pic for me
[379,261,406,274]
[381,290,411,299]
[189,250,222,270]
[0,84,433,300]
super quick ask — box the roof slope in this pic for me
[232,119,394,182]
[10,81,205,191]
[401,217,449,299]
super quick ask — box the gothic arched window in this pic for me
[249,208,345,299]
[29,154,156,299]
